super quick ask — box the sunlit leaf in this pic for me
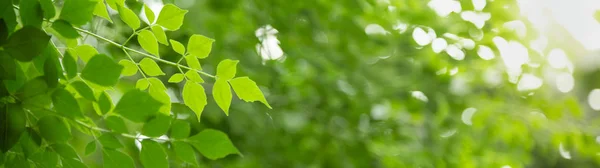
[139,58,165,76]
[187,34,214,59]
[183,81,207,121]
[168,73,185,83]
[187,129,239,160]
[138,30,159,56]
[185,55,202,70]
[229,77,271,109]
[170,39,185,55]
[144,4,155,24]
[216,59,238,80]
[93,0,112,23]
[213,79,232,115]
[74,45,98,63]
[185,70,204,83]
[140,140,168,168]
[81,54,123,86]
[172,141,197,165]
[118,59,138,76]
[117,4,140,30]
[114,89,162,122]
[60,0,97,26]
[151,25,168,45]
[136,79,150,90]
[156,4,187,31]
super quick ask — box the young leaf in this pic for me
[185,70,204,83]
[144,4,155,24]
[142,114,171,137]
[187,129,239,160]
[51,20,80,39]
[118,59,138,76]
[39,0,56,19]
[105,116,128,134]
[81,54,124,86]
[185,55,202,70]
[103,149,135,168]
[168,73,185,83]
[187,34,214,59]
[117,4,140,30]
[140,140,168,168]
[37,116,72,143]
[62,52,78,79]
[20,0,43,28]
[114,89,162,122]
[139,58,165,76]
[98,134,123,149]
[70,81,95,101]
[170,120,190,139]
[4,26,50,62]
[156,4,188,31]
[216,59,238,80]
[229,77,271,109]
[172,141,198,165]
[93,0,113,23]
[96,91,113,115]
[74,45,98,63]
[52,88,83,118]
[151,25,168,45]
[136,79,150,90]
[59,0,97,26]
[0,104,26,152]
[85,141,96,155]
[182,81,207,121]
[138,30,159,56]
[213,79,232,115]
[170,39,185,55]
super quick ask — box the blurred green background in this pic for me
[85,0,600,167]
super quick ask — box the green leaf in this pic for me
[156,4,188,31]
[38,116,72,143]
[0,52,17,80]
[93,0,112,23]
[117,4,140,30]
[60,0,97,26]
[16,77,48,100]
[85,141,96,155]
[102,149,134,168]
[183,81,207,121]
[139,58,165,76]
[170,39,185,55]
[213,79,232,115]
[185,55,202,70]
[95,91,113,115]
[105,0,124,10]
[151,25,168,45]
[172,141,197,165]
[144,4,155,24]
[50,143,80,160]
[138,30,159,56]
[147,78,171,115]
[52,88,83,118]
[4,26,50,62]
[136,79,150,90]
[29,151,60,167]
[43,54,60,88]
[0,104,26,152]
[39,0,56,19]
[61,157,87,168]
[170,120,190,139]
[187,129,239,160]
[105,116,128,134]
[168,73,185,83]
[70,81,95,101]
[98,133,122,149]
[216,59,238,80]
[118,59,137,76]
[142,114,171,137]
[4,154,30,168]
[20,0,43,28]
[51,20,80,39]
[185,70,204,83]
[140,140,168,168]
[62,52,78,79]
[114,89,162,122]
[230,77,272,109]
[74,45,98,63]
[81,54,123,86]
[187,34,214,59]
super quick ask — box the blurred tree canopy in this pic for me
[2,0,600,167]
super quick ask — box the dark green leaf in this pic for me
[114,89,162,122]
[43,54,59,88]
[16,77,48,100]
[138,30,159,56]
[39,0,55,19]
[187,129,239,160]
[142,114,171,137]
[182,81,207,121]
[230,77,272,109]
[170,120,190,139]
[102,149,134,168]
[60,0,97,26]
[62,51,78,79]
[0,104,26,152]
[98,134,123,149]
[0,52,17,80]
[70,81,95,101]
[213,79,232,115]
[38,115,72,143]
[140,140,168,168]
[0,19,8,45]
[85,141,96,155]
[4,154,31,168]
[61,157,87,168]
[139,58,164,76]
[50,143,80,160]
[156,4,187,31]
[52,88,83,118]
[95,91,113,115]
[172,141,198,165]
[51,20,80,39]
[118,59,138,76]
[187,34,214,59]
[152,25,168,45]
[168,73,184,83]
[29,151,60,167]
[81,54,124,86]
[117,4,140,30]
[105,116,128,134]
[4,26,50,62]
[20,0,43,28]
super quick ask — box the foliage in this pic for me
[0,0,270,167]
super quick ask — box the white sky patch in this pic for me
[411,91,429,102]
[503,20,527,38]
[142,0,164,23]
[459,39,475,50]
[472,0,486,11]
[256,25,284,61]
[461,107,477,126]
[428,0,462,17]
[495,37,529,83]
[365,24,389,35]
[477,45,495,60]
[559,143,572,159]
[413,27,432,46]
[461,11,491,29]
[555,72,574,93]
[446,44,465,60]
[518,74,543,91]
[432,38,448,53]
[393,21,409,33]
[547,49,571,69]
[588,89,600,110]
[440,129,457,138]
